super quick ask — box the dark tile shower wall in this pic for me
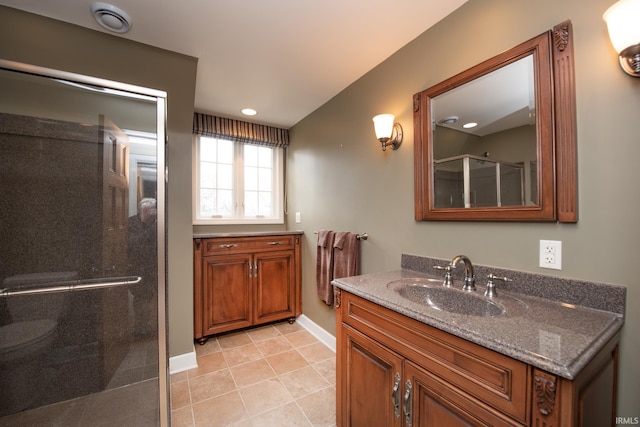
[0,113,102,279]
[0,112,157,414]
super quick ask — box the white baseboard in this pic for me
[296,314,336,353]
[168,315,336,374]
[169,346,198,374]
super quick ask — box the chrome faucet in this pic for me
[450,255,476,291]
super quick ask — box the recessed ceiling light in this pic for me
[463,122,478,129]
[91,2,132,33]
[241,108,257,116]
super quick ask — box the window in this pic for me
[194,135,284,224]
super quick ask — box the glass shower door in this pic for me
[0,60,168,426]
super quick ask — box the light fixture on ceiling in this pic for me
[372,114,403,152]
[463,122,478,129]
[91,2,132,34]
[438,116,459,125]
[241,108,257,116]
[603,0,640,77]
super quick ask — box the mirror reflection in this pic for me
[432,55,537,209]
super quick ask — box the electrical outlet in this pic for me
[539,240,562,270]
[295,212,301,223]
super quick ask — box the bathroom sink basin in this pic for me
[387,279,505,317]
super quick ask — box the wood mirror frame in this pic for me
[413,21,577,222]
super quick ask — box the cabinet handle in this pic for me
[403,380,412,427]
[219,244,238,249]
[248,263,253,278]
[392,373,401,419]
[267,241,283,245]
[254,261,258,277]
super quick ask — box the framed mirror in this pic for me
[413,21,577,222]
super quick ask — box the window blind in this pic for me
[193,112,289,148]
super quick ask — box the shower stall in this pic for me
[0,60,169,426]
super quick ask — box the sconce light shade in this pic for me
[372,114,403,151]
[603,0,640,76]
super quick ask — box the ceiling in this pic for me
[0,0,467,128]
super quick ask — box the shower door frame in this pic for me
[0,59,170,427]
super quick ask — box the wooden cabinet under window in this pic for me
[336,289,619,427]
[194,233,302,343]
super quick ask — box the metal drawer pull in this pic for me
[404,380,412,427]
[267,241,283,245]
[0,276,142,297]
[219,244,238,249]
[392,373,401,419]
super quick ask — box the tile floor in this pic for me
[170,321,337,427]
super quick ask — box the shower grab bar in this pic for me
[0,275,142,297]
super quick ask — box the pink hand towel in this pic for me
[333,231,360,281]
[316,230,335,306]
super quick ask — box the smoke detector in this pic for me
[91,2,132,33]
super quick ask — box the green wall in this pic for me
[287,0,639,417]
[0,6,198,358]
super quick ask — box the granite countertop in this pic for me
[332,268,624,380]
[194,230,304,239]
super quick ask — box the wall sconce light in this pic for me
[372,114,403,151]
[603,0,640,77]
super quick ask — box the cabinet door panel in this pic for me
[405,361,521,427]
[202,254,252,335]
[340,325,403,427]
[254,250,295,323]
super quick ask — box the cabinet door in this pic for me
[253,250,295,324]
[339,325,403,427]
[404,361,521,427]
[201,253,253,335]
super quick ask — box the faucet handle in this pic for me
[484,274,511,297]
[433,265,454,287]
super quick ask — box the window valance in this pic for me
[193,112,289,148]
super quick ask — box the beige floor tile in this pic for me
[239,378,294,416]
[195,339,222,357]
[218,331,252,349]
[285,330,318,348]
[230,359,276,388]
[266,349,309,375]
[247,325,281,342]
[170,407,195,427]
[297,342,335,364]
[170,380,191,410]
[189,369,236,404]
[188,351,227,379]
[231,402,312,427]
[279,366,331,399]
[170,321,337,426]
[274,321,304,335]
[192,391,247,427]
[255,335,294,357]
[171,371,188,384]
[312,359,336,386]
[296,387,337,426]
[223,343,264,367]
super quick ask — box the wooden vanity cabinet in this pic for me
[335,289,619,427]
[194,234,302,343]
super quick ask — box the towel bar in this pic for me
[314,231,368,240]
